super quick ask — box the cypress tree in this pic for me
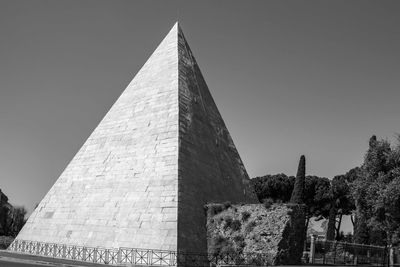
[290,155,306,204]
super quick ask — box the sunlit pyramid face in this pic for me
[13,22,257,256]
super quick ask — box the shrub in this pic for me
[233,235,246,248]
[233,235,244,243]
[0,236,14,249]
[209,234,229,256]
[263,197,274,209]
[220,244,236,255]
[215,235,226,244]
[241,211,251,221]
[237,240,246,249]
[247,253,269,266]
[245,220,257,233]
[231,219,242,231]
[223,201,232,209]
[223,216,233,230]
[207,203,225,216]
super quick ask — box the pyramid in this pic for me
[14,22,258,254]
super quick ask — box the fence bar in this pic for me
[305,238,388,266]
[309,234,316,264]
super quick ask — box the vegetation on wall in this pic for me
[206,203,305,265]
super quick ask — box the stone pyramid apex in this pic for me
[13,23,258,257]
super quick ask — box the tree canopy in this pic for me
[251,134,400,246]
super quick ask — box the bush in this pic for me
[245,220,257,233]
[263,198,274,209]
[247,253,269,266]
[223,201,232,209]
[209,234,228,256]
[231,219,242,231]
[223,216,233,230]
[233,235,246,248]
[215,235,226,244]
[207,204,225,216]
[0,236,14,249]
[221,244,236,255]
[241,211,251,221]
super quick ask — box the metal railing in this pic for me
[8,239,270,266]
[307,236,388,266]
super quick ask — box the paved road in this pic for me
[0,250,107,267]
[0,259,52,266]
[0,256,87,267]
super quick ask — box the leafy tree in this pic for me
[342,167,362,227]
[9,207,27,237]
[251,163,332,232]
[330,175,355,240]
[304,176,331,231]
[364,135,392,177]
[251,174,294,203]
[350,135,400,246]
[290,155,306,204]
[326,203,337,241]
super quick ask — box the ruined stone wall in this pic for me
[177,28,258,254]
[206,203,306,265]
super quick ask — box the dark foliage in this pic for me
[0,189,27,237]
[206,203,226,217]
[350,135,400,246]
[263,198,274,209]
[223,216,233,230]
[241,211,251,222]
[230,220,242,231]
[290,155,306,204]
[223,201,232,209]
[245,220,257,233]
[251,173,295,203]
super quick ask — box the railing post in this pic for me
[117,248,121,264]
[389,245,394,267]
[354,244,358,265]
[333,240,337,265]
[309,234,316,264]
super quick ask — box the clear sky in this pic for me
[1,0,400,233]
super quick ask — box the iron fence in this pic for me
[7,239,270,266]
[309,239,388,266]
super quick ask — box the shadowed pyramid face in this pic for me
[14,22,257,254]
